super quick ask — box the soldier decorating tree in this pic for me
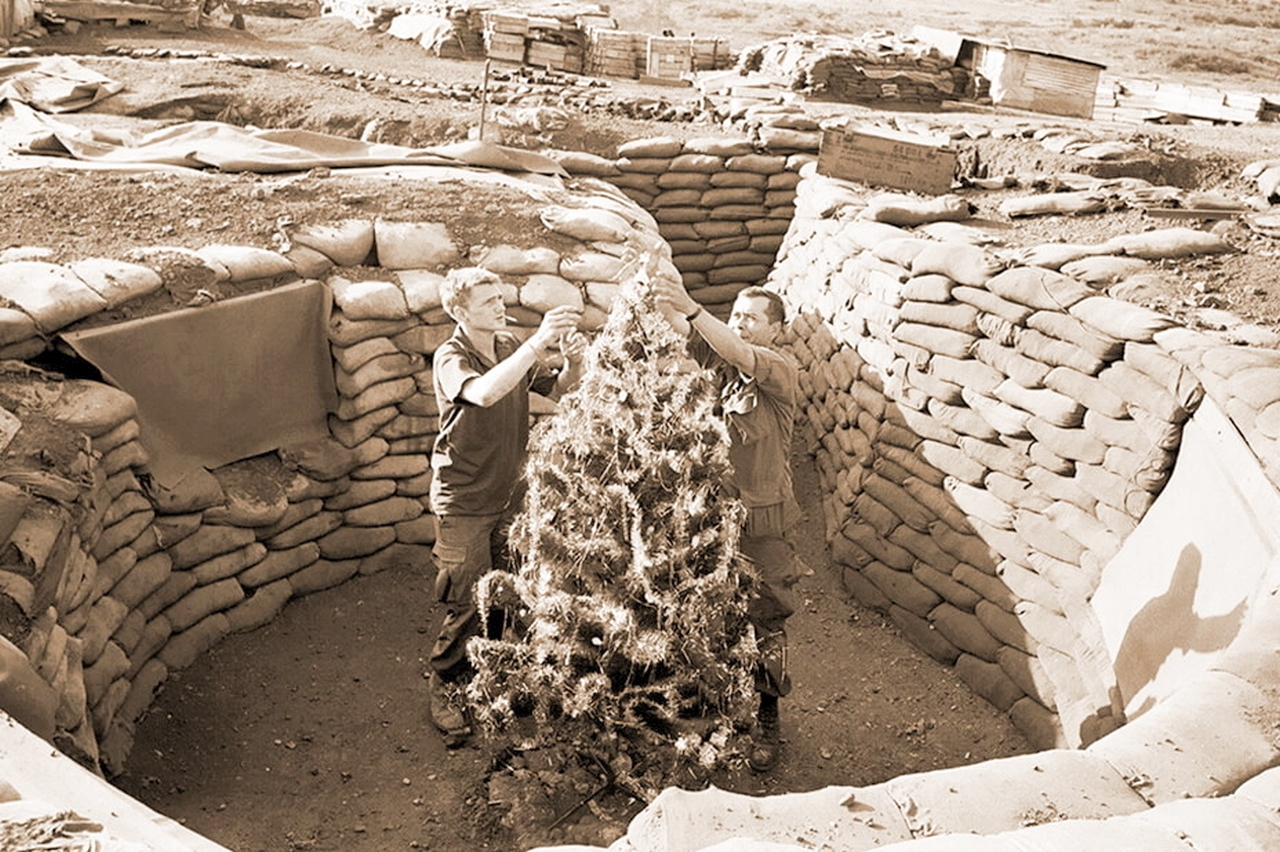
[464,255,764,791]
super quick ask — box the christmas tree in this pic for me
[466,257,759,785]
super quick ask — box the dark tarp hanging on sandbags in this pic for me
[62,280,338,488]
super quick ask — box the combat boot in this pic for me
[428,672,472,748]
[748,693,781,772]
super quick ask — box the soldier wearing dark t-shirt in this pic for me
[656,277,801,772]
[427,267,584,746]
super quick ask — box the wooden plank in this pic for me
[39,0,194,22]
[638,74,691,88]
[1143,208,1247,220]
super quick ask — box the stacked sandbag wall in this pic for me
[549,129,820,317]
[766,165,1238,750]
[0,178,681,775]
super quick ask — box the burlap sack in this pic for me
[962,387,1030,437]
[889,524,959,574]
[69,258,164,309]
[1026,416,1106,464]
[930,603,1002,663]
[0,261,108,332]
[996,379,1085,428]
[929,355,1002,395]
[862,473,937,533]
[195,244,294,282]
[476,244,562,277]
[1123,342,1204,414]
[1043,367,1129,419]
[1059,255,1151,284]
[957,435,1031,479]
[920,439,987,485]
[653,188,703,208]
[1015,328,1104,375]
[911,242,1004,286]
[862,193,973,226]
[987,266,1094,311]
[999,191,1108,218]
[944,477,1015,529]
[1025,464,1096,513]
[1070,296,1175,342]
[902,274,955,303]
[1097,362,1186,422]
[374,220,460,271]
[1102,226,1232,259]
[928,397,999,441]
[900,301,980,335]
[913,560,981,609]
[330,277,410,321]
[1073,462,1131,513]
[1007,242,1112,271]
[896,322,978,360]
[1013,509,1084,564]
[1028,441,1075,476]
[290,219,374,267]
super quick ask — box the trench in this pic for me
[5,63,1278,850]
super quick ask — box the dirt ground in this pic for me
[114,441,1032,852]
[2,8,1279,852]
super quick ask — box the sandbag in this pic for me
[1059,254,1151,284]
[995,378,1085,428]
[289,219,374,267]
[961,387,1030,436]
[986,266,1094,311]
[1044,365,1126,417]
[1006,242,1111,270]
[329,277,410,321]
[1014,328,1103,375]
[861,193,973,226]
[195,244,294,282]
[539,206,633,243]
[999,191,1108,218]
[475,244,561,276]
[1070,296,1176,342]
[374,220,460,270]
[560,252,627,284]
[911,242,1003,286]
[0,261,107,332]
[944,477,1015,529]
[901,273,954,303]
[520,274,584,312]
[1102,227,1233,259]
[950,285,1034,325]
[544,149,620,177]
[68,258,164,308]
[1025,310,1124,361]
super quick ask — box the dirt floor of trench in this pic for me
[114,441,1032,852]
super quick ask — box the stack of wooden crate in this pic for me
[480,7,599,73]
[644,35,731,81]
[586,27,644,78]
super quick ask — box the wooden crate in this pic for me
[526,40,567,68]
[485,30,527,64]
[645,35,728,78]
[817,125,957,195]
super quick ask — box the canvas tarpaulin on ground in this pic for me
[3,100,568,174]
[0,57,123,113]
[61,280,338,488]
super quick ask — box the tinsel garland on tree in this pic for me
[466,260,759,777]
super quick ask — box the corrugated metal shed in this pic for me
[965,41,1105,119]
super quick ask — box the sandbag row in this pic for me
[2,179,680,777]
[552,135,808,316]
[768,167,1260,750]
